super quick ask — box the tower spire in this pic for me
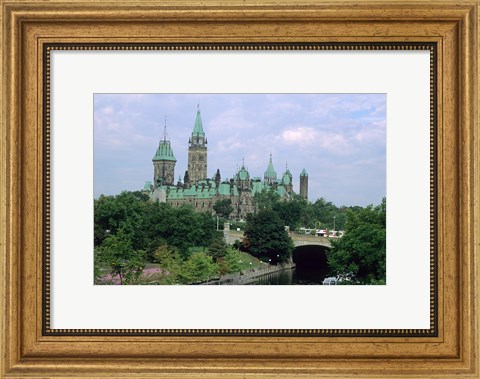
[192,107,205,137]
[163,116,167,141]
[264,153,277,185]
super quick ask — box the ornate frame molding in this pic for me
[1,1,478,377]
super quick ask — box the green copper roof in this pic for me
[264,155,277,179]
[153,139,176,162]
[143,181,152,190]
[282,174,291,185]
[168,190,183,199]
[238,166,249,180]
[252,181,264,195]
[218,183,231,196]
[300,168,308,177]
[184,185,198,196]
[198,190,214,199]
[192,109,205,137]
[276,186,287,197]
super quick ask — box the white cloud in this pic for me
[278,126,351,153]
[280,127,318,143]
[102,106,114,115]
[94,93,386,205]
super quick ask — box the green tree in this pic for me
[143,203,215,260]
[253,188,280,212]
[142,201,171,258]
[327,198,386,284]
[177,253,218,284]
[98,229,146,284]
[152,243,182,284]
[216,258,230,276]
[243,209,293,263]
[95,193,217,263]
[94,248,104,284]
[154,245,220,284]
[311,197,338,230]
[213,199,234,218]
[195,211,217,248]
[208,234,228,260]
[224,247,242,273]
[94,191,148,250]
[273,196,308,230]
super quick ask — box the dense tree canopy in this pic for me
[208,234,228,260]
[253,192,352,232]
[94,191,216,260]
[94,191,227,284]
[327,198,386,284]
[94,189,385,285]
[213,199,234,218]
[94,191,148,249]
[243,209,294,263]
[96,228,146,284]
[253,188,280,212]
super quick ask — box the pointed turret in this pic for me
[152,120,176,186]
[264,154,277,185]
[282,162,293,195]
[192,108,205,138]
[153,124,176,162]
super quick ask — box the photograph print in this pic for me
[93,94,386,286]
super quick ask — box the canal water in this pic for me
[249,265,329,285]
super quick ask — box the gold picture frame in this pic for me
[1,0,478,377]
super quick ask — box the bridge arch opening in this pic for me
[292,245,330,283]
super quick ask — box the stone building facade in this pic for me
[143,108,309,220]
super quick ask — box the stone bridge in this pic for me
[225,230,332,248]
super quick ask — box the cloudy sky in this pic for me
[94,94,386,206]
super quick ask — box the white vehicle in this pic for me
[322,277,337,285]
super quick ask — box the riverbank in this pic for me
[203,262,296,285]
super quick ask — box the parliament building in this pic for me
[143,108,309,220]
